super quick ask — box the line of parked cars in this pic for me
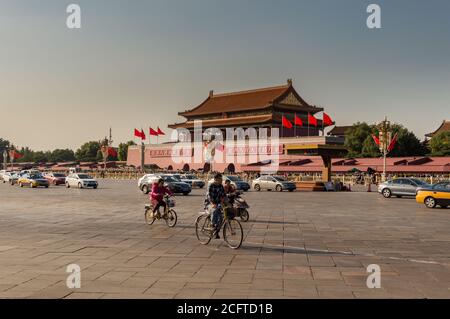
[377,178,450,209]
[138,173,299,195]
[0,169,98,189]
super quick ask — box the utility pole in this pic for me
[140,141,145,173]
[377,117,392,182]
[2,149,7,170]
[100,128,113,174]
[8,144,15,171]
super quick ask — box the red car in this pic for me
[44,172,67,185]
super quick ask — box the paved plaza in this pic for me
[0,180,449,299]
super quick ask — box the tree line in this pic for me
[344,122,450,157]
[0,139,136,163]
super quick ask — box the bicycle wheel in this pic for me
[223,219,243,249]
[195,214,213,245]
[239,209,249,222]
[165,209,178,228]
[144,208,156,225]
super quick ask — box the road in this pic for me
[0,180,449,298]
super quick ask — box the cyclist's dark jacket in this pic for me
[208,183,225,205]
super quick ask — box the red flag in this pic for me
[388,133,398,152]
[308,113,318,127]
[134,128,142,139]
[157,127,165,136]
[140,129,146,140]
[9,150,23,159]
[107,147,118,158]
[282,116,293,129]
[371,134,380,146]
[294,114,303,127]
[323,112,333,126]
[149,127,159,136]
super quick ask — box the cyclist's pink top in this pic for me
[150,183,173,202]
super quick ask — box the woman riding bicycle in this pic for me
[150,178,173,218]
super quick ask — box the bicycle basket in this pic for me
[167,199,176,207]
[224,206,235,220]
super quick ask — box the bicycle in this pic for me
[195,204,243,249]
[144,195,178,227]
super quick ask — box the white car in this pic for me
[0,170,7,181]
[2,171,19,184]
[66,173,98,189]
[138,174,159,192]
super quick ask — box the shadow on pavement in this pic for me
[241,242,353,256]
[251,220,308,225]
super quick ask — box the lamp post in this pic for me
[8,144,15,171]
[377,117,392,182]
[100,128,113,173]
[2,149,7,170]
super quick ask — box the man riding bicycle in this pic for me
[150,178,173,218]
[208,173,226,239]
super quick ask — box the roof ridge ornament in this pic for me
[287,78,293,86]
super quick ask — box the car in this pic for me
[17,173,49,188]
[0,170,6,181]
[378,178,430,198]
[416,181,450,208]
[19,169,40,176]
[66,173,98,189]
[207,175,251,191]
[43,172,67,185]
[252,175,297,192]
[159,174,192,195]
[138,174,159,194]
[180,174,205,188]
[138,174,192,195]
[1,171,19,185]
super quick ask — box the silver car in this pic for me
[252,175,296,192]
[1,171,19,185]
[378,178,430,198]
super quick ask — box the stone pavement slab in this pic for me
[0,180,449,298]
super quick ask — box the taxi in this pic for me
[415,181,450,208]
[17,172,50,188]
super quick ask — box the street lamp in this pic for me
[100,128,113,172]
[377,117,392,182]
[2,149,7,170]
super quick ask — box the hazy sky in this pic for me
[1,0,449,150]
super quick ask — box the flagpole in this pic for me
[322,112,324,137]
[294,113,296,138]
[308,113,310,137]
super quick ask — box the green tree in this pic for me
[0,138,10,154]
[17,147,34,162]
[429,131,450,156]
[361,135,380,157]
[75,141,101,162]
[96,150,104,162]
[33,151,49,163]
[388,124,427,157]
[345,122,426,157]
[117,141,136,161]
[344,122,374,157]
[49,149,76,162]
